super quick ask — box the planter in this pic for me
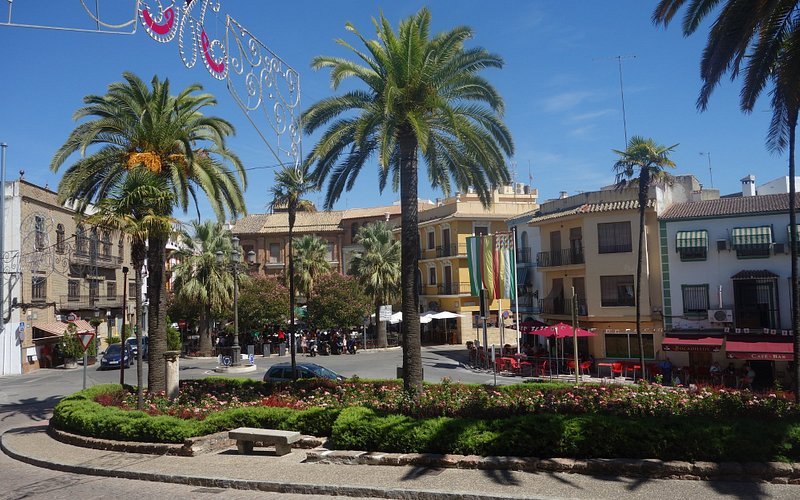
[64,358,78,369]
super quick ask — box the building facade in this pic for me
[506,211,542,321]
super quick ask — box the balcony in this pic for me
[437,282,472,295]
[435,244,467,258]
[536,248,585,268]
[516,247,531,264]
[59,294,130,309]
[70,250,123,268]
[539,297,587,316]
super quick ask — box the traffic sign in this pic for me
[78,331,95,351]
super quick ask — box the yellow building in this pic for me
[415,185,538,345]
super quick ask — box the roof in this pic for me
[526,199,652,225]
[731,270,780,280]
[231,214,272,234]
[661,193,800,220]
[232,211,344,235]
[32,322,67,336]
[72,319,95,333]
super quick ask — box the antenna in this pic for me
[596,55,637,147]
[699,152,714,188]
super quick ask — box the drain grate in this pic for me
[191,487,226,494]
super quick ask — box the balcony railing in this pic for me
[536,248,585,268]
[513,294,536,307]
[435,244,467,258]
[437,282,472,295]
[59,294,131,309]
[516,247,531,263]
[70,250,123,268]
[539,297,588,316]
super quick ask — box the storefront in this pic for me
[725,336,794,389]
[661,334,725,381]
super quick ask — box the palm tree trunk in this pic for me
[789,109,799,401]
[635,171,648,380]
[198,307,211,356]
[399,130,422,395]
[289,208,297,381]
[146,234,168,393]
[376,298,387,348]
[132,243,145,410]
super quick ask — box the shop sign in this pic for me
[726,352,793,361]
[663,345,720,352]
[84,274,106,281]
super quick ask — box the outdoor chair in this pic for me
[610,362,623,379]
[579,360,592,376]
[519,360,534,376]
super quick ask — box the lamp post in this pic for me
[119,266,129,386]
[217,236,255,367]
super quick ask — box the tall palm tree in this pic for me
[269,165,318,380]
[51,72,246,393]
[302,8,513,394]
[350,221,401,348]
[653,0,800,400]
[171,221,233,356]
[83,170,173,408]
[293,234,331,301]
[613,136,677,378]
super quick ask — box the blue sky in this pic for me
[0,1,789,222]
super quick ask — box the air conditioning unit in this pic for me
[708,309,733,322]
[774,243,787,255]
[55,315,62,321]
[716,240,730,252]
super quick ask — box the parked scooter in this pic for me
[308,340,318,357]
[346,338,358,355]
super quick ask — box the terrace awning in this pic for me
[676,230,708,249]
[732,226,772,247]
[662,335,723,352]
[725,338,793,361]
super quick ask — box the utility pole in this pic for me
[596,55,637,147]
[700,152,714,188]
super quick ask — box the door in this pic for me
[442,228,451,256]
[444,265,452,295]
[733,279,777,329]
[572,277,586,315]
[688,352,712,382]
[570,227,583,263]
[549,231,562,266]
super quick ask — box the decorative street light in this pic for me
[217,236,255,367]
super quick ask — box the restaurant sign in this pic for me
[662,344,721,353]
[84,274,106,281]
[726,352,793,361]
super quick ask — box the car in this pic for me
[263,362,345,383]
[125,336,149,359]
[99,343,133,370]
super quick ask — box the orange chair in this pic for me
[566,360,577,374]
[611,362,623,379]
[579,360,592,376]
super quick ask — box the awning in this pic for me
[731,270,779,280]
[676,230,708,249]
[725,338,794,361]
[662,335,723,352]
[732,226,772,247]
[32,322,68,337]
[789,224,800,241]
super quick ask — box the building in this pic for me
[1,180,136,374]
[523,175,717,360]
[415,184,539,345]
[506,210,542,321]
[660,181,797,388]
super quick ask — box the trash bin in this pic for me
[262,343,271,357]
[278,342,287,356]
[247,344,255,356]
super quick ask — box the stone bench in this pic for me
[228,427,301,456]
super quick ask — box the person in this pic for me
[742,362,756,390]
[659,357,673,386]
[300,334,308,355]
[724,362,737,388]
[709,361,722,386]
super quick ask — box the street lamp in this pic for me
[216,236,255,367]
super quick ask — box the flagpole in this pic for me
[498,298,504,353]
[511,227,521,354]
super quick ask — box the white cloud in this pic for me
[541,91,595,112]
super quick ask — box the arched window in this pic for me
[118,237,124,261]
[90,228,99,258]
[34,216,46,251]
[102,230,111,257]
[521,231,529,250]
[56,224,65,254]
[351,223,359,240]
[76,225,87,254]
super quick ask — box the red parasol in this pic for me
[527,322,596,339]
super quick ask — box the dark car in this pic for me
[263,362,345,383]
[99,343,133,370]
[125,336,149,359]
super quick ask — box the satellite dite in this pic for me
[1,0,302,169]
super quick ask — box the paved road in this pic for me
[1,347,799,499]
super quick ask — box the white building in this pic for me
[506,210,542,322]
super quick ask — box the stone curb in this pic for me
[305,448,800,484]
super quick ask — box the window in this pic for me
[107,281,116,299]
[682,284,709,319]
[676,230,708,261]
[102,230,111,257]
[326,242,335,262]
[89,280,99,303]
[68,280,80,301]
[351,223,359,240]
[56,224,65,254]
[129,282,137,299]
[428,266,437,285]
[427,230,435,249]
[269,243,281,263]
[31,276,46,302]
[605,333,655,359]
[521,231,529,250]
[76,225,87,254]
[34,216,46,251]
[89,228,99,258]
[600,275,635,307]
[118,237,124,260]
[474,225,489,237]
[732,226,772,258]
[597,222,632,253]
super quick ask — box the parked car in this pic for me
[263,362,345,383]
[126,336,149,359]
[99,343,133,370]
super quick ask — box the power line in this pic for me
[595,55,637,147]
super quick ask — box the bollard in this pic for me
[164,351,181,400]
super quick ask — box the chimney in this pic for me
[741,174,756,197]
[559,191,568,199]
[384,212,390,221]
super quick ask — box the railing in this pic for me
[539,298,588,316]
[514,294,536,307]
[437,282,472,295]
[70,250,123,268]
[516,247,531,263]
[435,244,467,258]
[59,294,130,309]
[536,248,585,267]
[598,243,632,254]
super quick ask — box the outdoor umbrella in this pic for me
[525,322,596,376]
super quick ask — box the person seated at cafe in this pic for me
[709,361,722,385]
[723,362,737,388]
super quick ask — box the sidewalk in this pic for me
[3,424,800,500]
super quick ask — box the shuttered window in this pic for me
[681,284,709,319]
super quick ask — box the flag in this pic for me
[466,233,516,300]
[496,232,516,299]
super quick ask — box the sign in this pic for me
[379,305,392,322]
[726,352,793,361]
[663,345,721,353]
[248,354,255,365]
[84,274,106,281]
[77,331,95,351]
[67,313,77,321]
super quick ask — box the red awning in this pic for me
[725,338,794,361]
[662,335,723,352]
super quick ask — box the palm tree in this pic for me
[653,0,800,399]
[51,72,246,393]
[83,170,173,409]
[613,136,677,378]
[302,8,513,394]
[350,221,401,348]
[171,221,233,356]
[269,165,318,380]
[292,234,331,301]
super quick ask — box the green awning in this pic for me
[676,230,708,249]
[789,224,800,241]
[732,226,772,247]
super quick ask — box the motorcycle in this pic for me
[308,340,318,357]
[346,339,358,355]
[319,341,331,356]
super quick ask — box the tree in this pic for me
[269,165,317,380]
[613,136,677,378]
[51,72,246,393]
[653,0,800,399]
[302,9,513,394]
[306,273,371,331]
[83,170,173,408]
[349,221,400,348]
[171,221,233,356]
[237,275,290,338]
[292,234,331,301]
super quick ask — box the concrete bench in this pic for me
[228,427,301,456]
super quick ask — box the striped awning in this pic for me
[676,230,708,249]
[789,224,800,240]
[732,226,772,247]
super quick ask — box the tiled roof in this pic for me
[231,214,271,234]
[731,270,780,280]
[526,199,652,225]
[232,211,344,235]
[661,193,799,220]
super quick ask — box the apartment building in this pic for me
[506,210,542,320]
[416,184,538,345]
[1,180,135,374]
